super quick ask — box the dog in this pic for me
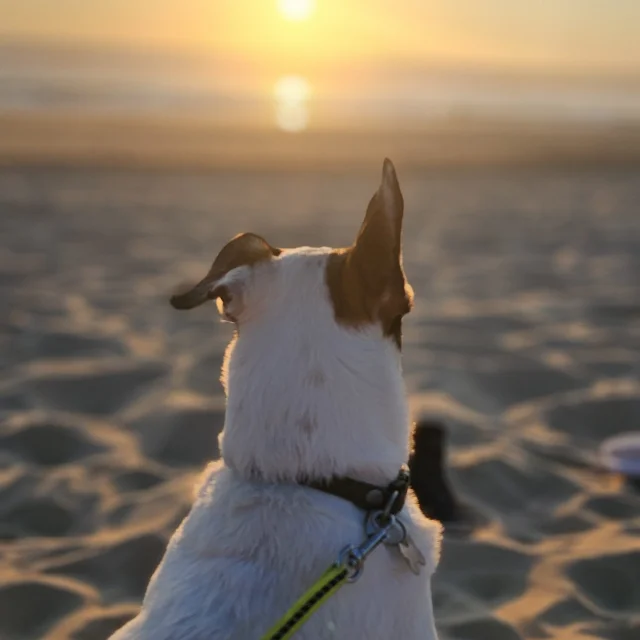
[110,159,441,640]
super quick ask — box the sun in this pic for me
[278,0,315,22]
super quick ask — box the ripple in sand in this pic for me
[581,621,640,640]
[186,350,225,395]
[45,534,166,604]
[548,397,640,440]
[0,390,30,413]
[0,580,86,639]
[583,495,640,521]
[442,616,522,640]
[418,315,532,334]
[70,608,138,640]
[451,459,579,513]
[583,358,637,379]
[27,331,128,360]
[431,585,486,624]
[456,571,530,607]
[2,498,74,538]
[434,365,582,415]
[438,540,532,576]
[105,496,189,533]
[536,514,593,536]
[0,422,107,466]
[408,330,507,358]
[567,551,640,614]
[113,469,165,492]
[435,418,491,449]
[130,408,224,468]
[29,362,168,415]
[536,596,599,627]
[587,301,640,325]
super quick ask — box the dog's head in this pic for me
[170,158,412,347]
[170,159,413,481]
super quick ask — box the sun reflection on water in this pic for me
[273,75,311,132]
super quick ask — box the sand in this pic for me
[1,164,639,639]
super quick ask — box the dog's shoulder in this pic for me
[193,459,225,500]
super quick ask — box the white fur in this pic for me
[110,248,441,640]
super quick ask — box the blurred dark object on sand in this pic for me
[409,421,473,529]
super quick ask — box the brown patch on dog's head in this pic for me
[326,158,413,348]
[170,233,281,312]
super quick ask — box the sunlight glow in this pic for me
[278,0,315,22]
[274,75,311,132]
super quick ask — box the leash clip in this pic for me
[333,468,412,584]
[337,514,397,583]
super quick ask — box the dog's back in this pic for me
[113,464,440,639]
[111,159,441,640]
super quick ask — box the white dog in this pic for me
[110,159,441,640]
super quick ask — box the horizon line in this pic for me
[2,35,640,86]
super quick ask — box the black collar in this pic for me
[301,466,410,515]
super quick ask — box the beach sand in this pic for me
[1,164,639,639]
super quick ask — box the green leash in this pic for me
[262,563,350,640]
[261,506,400,640]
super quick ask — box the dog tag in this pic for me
[398,532,426,575]
[383,518,406,546]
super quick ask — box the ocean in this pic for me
[1,42,639,130]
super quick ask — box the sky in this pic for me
[1,0,639,75]
[1,1,638,131]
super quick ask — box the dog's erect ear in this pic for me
[326,159,413,347]
[350,158,412,321]
[170,233,280,315]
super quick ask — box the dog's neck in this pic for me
[218,251,411,487]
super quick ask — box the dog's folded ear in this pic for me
[170,233,281,318]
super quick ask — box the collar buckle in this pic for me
[305,465,411,516]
